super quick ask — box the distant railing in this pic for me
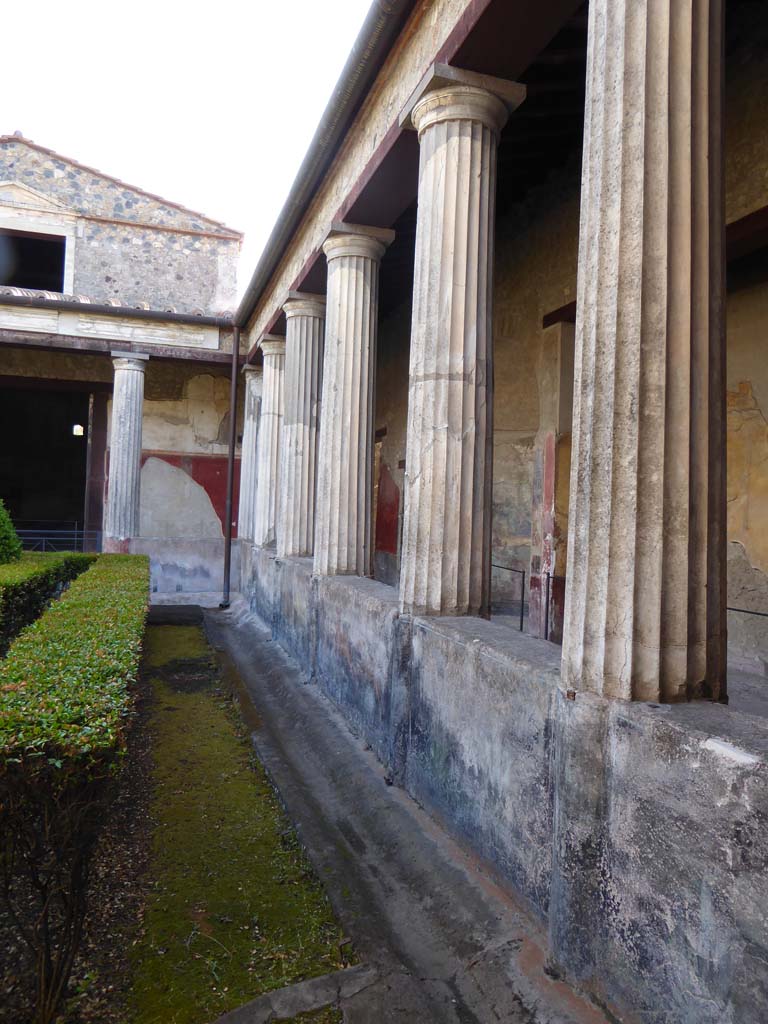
[15,528,102,553]
[492,561,768,643]
[491,563,528,632]
[727,605,768,619]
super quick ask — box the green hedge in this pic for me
[0,499,22,564]
[0,554,150,771]
[0,554,150,1023]
[0,552,95,656]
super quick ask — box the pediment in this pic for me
[0,180,74,215]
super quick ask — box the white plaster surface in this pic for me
[139,456,222,540]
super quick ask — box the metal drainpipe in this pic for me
[219,325,241,609]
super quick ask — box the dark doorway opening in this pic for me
[0,230,66,292]
[0,386,91,532]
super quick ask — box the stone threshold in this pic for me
[211,963,379,1023]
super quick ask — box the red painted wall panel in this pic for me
[140,451,241,538]
[375,463,400,555]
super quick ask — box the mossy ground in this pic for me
[128,624,352,1024]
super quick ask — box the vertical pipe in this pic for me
[220,326,241,609]
[520,569,526,633]
[544,572,551,642]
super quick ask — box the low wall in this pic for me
[244,548,768,1024]
[407,618,558,919]
[550,692,768,1023]
[273,555,315,673]
[131,537,238,596]
[315,574,409,774]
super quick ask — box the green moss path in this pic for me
[129,624,349,1024]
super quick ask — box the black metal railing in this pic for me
[15,528,102,553]
[727,605,768,619]
[491,563,528,632]
[492,560,768,642]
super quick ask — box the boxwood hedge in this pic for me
[0,498,22,564]
[0,552,94,656]
[0,553,150,1024]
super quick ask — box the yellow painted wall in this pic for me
[726,283,768,579]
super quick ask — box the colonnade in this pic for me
[104,0,722,705]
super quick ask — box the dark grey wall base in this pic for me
[132,537,240,596]
[243,544,768,1024]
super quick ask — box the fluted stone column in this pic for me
[105,352,148,551]
[277,294,325,558]
[561,0,726,702]
[398,71,525,617]
[237,364,263,542]
[252,337,285,548]
[314,224,393,576]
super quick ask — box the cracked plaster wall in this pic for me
[125,363,243,541]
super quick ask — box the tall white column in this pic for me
[313,223,393,576]
[278,293,325,558]
[252,337,285,548]
[398,72,525,617]
[561,0,726,703]
[237,363,263,542]
[105,351,148,552]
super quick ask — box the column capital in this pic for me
[242,362,263,398]
[322,222,394,263]
[111,351,149,373]
[283,291,326,320]
[400,63,526,138]
[258,334,286,358]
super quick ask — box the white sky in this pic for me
[2,0,372,301]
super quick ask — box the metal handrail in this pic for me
[491,563,527,632]
[16,529,102,553]
[492,563,768,641]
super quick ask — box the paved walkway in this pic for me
[204,604,611,1024]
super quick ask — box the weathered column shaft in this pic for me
[237,364,263,542]
[105,353,148,548]
[562,0,726,702]
[253,338,285,548]
[399,83,513,617]
[278,295,325,558]
[314,225,392,576]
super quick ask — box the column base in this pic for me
[103,537,131,554]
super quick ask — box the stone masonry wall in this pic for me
[0,139,240,314]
